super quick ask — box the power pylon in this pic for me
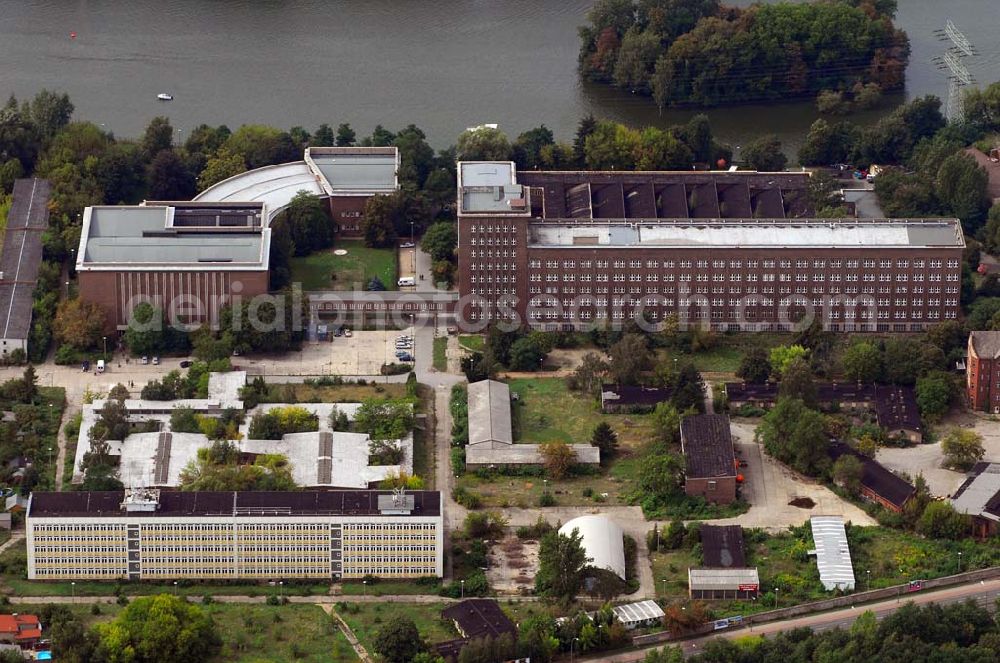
[932,20,977,123]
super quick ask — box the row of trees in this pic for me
[579,0,908,109]
[647,599,1000,662]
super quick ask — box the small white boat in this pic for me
[157,93,173,101]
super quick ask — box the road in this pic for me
[595,577,1000,661]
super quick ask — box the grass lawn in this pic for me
[264,382,407,403]
[339,579,440,596]
[433,337,448,371]
[454,377,655,508]
[338,601,458,653]
[291,240,397,291]
[208,603,356,662]
[458,335,484,352]
[62,410,83,489]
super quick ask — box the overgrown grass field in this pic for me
[290,240,398,291]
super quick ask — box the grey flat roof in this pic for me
[306,148,398,193]
[78,206,269,271]
[688,567,760,589]
[529,219,965,249]
[458,162,530,215]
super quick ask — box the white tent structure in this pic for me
[559,515,626,581]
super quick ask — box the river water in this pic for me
[0,0,997,154]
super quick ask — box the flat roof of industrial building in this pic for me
[305,147,398,194]
[77,205,270,271]
[528,218,964,249]
[700,524,747,568]
[680,414,737,480]
[28,490,441,518]
[0,179,50,342]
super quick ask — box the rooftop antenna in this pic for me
[932,20,977,123]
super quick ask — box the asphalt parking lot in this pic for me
[327,327,415,375]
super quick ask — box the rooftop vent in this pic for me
[121,488,161,512]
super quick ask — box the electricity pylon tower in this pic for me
[933,20,977,122]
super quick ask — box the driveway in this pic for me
[721,421,876,529]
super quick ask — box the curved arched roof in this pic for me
[559,515,625,580]
[194,162,324,220]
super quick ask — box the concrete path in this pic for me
[8,593,462,605]
[0,532,24,556]
[321,604,373,663]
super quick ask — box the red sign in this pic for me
[738,584,759,591]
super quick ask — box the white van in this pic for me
[96,359,106,373]
[397,277,415,287]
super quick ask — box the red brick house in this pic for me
[680,414,738,504]
[967,331,1000,412]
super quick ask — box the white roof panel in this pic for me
[559,515,626,581]
[809,516,856,591]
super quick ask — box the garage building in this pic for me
[688,568,760,600]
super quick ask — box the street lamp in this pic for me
[71,581,76,598]
[279,581,284,600]
[774,588,779,608]
[460,579,465,599]
[173,581,178,595]
[957,551,963,573]
[866,569,871,592]
[363,579,368,596]
[571,637,579,663]
[103,336,107,360]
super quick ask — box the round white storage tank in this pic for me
[558,515,626,580]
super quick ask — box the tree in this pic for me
[936,151,989,233]
[197,148,246,191]
[798,119,859,166]
[832,454,863,494]
[668,362,705,413]
[540,440,576,479]
[224,124,298,169]
[915,371,954,423]
[916,501,969,540]
[456,125,512,161]
[842,340,883,383]
[94,594,220,663]
[855,433,879,459]
[736,347,771,384]
[140,116,173,159]
[940,427,985,471]
[591,422,618,464]
[769,344,808,376]
[335,123,356,147]
[607,333,651,385]
[147,149,195,200]
[372,616,424,663]
[53,298,105,350]
[353,399,414,441]
[512,125,555,170]
[663,518,686,550]
[536,527,592,601]
[756,397,829,475]
[742,134,787,171]
[420,221,457,263]
[568,352,610,395]
[650,401,681,445]
[882,338,943,385]
[361,189,430,248]
[508,335,547,371]
[313,123,335,147]
[283,191,333,256]
[638,451,685,502]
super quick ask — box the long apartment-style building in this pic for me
[455,163,965,332]
[26,489,443,581]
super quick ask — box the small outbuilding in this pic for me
[951,461,1000,539]
[612,600,666,629]
[688,568,760,600]
[809,516,855,591]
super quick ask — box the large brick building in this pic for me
[680,414,738,504]
[967,331,1000,412]
[455,163,965,332]
[77,201,271,332]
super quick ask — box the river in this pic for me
[0,0,997,154]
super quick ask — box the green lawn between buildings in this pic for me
[291,240,398,291]
[432,336,448,371]
[337,601,457,656]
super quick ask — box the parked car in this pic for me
[96,359,106,373]
[395,350,409,358]
[398,353,414,362]
[334,327,344,337]
[344,328,352,337]
[141,356,149,365]
[179,360,192,368]
[399,242,415,248]
[152,356,160,365]
[82,360,90,372]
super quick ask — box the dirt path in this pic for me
[54,403,77,490]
